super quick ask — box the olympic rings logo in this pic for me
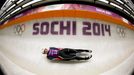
[14,24,25,36]
[116,26,126,38]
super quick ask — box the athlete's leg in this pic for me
[63,48,77,55]
[75,55,92,60]
[59,48,92,61]
[58,49,76,60]
[76,49,92,53]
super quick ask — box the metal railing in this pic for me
[0,0,134,25]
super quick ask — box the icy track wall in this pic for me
[0,4,134,75]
